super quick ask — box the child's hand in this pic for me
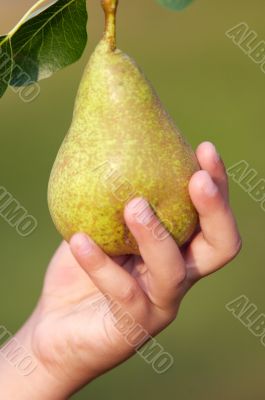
[0,142,241,399]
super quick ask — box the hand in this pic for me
[0,142,241,399]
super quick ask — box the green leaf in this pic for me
[0,0,88,96]
[156,0,194,11]
[0,36,13,97]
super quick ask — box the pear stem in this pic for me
[101,0,119,51]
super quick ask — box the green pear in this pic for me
[48,0,199,256]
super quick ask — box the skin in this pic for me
[48,36,199,255]
[0,142,241,399]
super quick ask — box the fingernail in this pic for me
[73,233,93,255]
[126,197,145,212]
[203,173,218,197]
[127,198,154,225]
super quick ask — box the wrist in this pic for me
[0,310,69,400]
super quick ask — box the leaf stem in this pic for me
[0,0,50,46]
[101,0,119,51]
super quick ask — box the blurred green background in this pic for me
[1,0,265,398]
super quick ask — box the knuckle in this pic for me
[170,267,187,289]
[118,282,139,304]
[226,235,242,261]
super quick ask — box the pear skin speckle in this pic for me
[48,39,200,256]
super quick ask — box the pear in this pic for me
[48,0,199,256]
